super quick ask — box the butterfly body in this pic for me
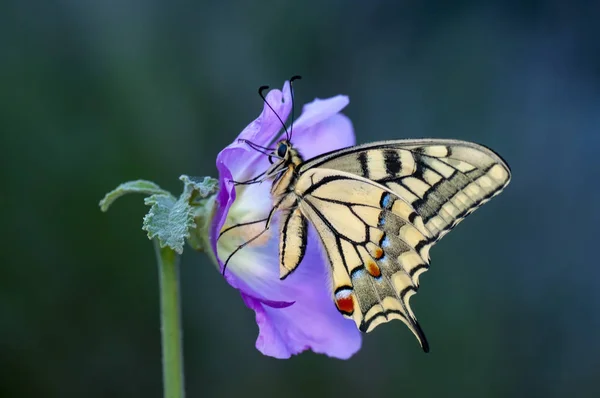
[245,138,511,352]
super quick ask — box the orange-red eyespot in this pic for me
[372,247,384,259]
[334,291,355,315]
[366,242,385,260]
[366,260,382,278]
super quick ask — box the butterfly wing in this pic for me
[285,140,510,350]
[300,139,511,253]
[292,168,434,351]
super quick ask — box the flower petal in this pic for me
[232,227,361,359]
[210,158,293,308]
[291,95,349,133]
[210,80,295,277]
[236,80,292,148]
[210,83,362,359]
[292,114,356,161]
[212,152,293,308]
[209,159,238,286]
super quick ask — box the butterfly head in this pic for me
[264,139,303,180]
[234,77,304,187]
[271,141,290,163]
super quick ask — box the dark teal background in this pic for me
[2,1,599,397]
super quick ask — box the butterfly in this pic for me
[221,77,511,352]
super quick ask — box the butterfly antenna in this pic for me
[237,138,272,151]
[288,75,302,141]
[259,85,290,140]
[238,139,275,157]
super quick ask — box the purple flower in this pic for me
[209,80,362,359]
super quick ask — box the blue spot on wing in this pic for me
[381,236,390,248]
[381,193,391,208]
[350,268,365,279]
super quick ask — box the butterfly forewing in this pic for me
[300,139,511,242]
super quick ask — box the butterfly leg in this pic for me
[218,217,269,239]
[221,198,285,276]
[231,170,267,186]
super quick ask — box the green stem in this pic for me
[154,241,185,398]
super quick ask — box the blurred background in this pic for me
[2,1,599,397]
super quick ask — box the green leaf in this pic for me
[180,175,218,205]
[142,175,219,254]
[99,180,171,212]
[100,175,218,254]
[182,176,219,254]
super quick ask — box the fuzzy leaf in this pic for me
[100,176,218,254]
[99,180,171,212]
[182,175,219,253]
[142,175,218,254]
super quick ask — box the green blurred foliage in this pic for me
[1,1,599,397]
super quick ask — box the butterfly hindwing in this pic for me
[292,168,432,351]
[279,207,308,279]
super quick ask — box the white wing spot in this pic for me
[489,164,509,182]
